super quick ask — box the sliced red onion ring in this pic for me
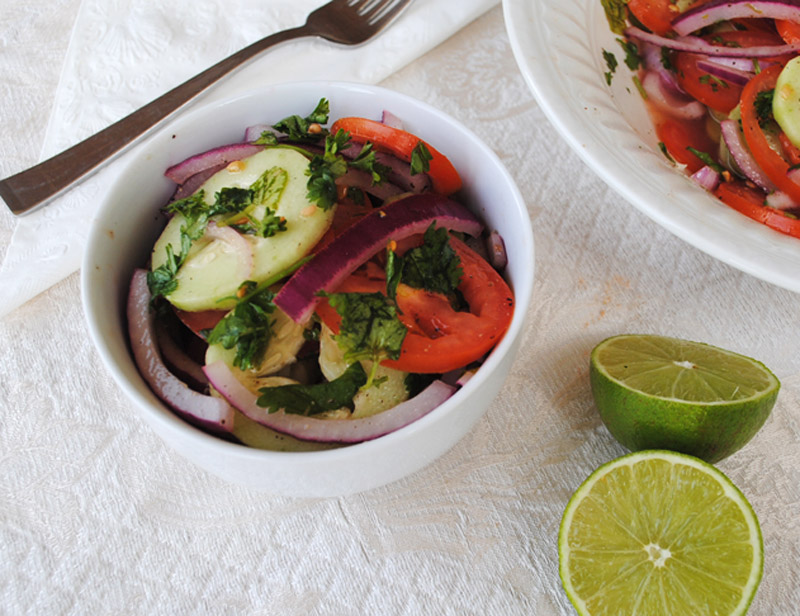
[691,165,722,191]
[720,119,778,192]
[165,143,264,184]
[381,109,405,129]
[128,270,235,435]
[641,71,707,119]
[170,163,227,203]
[765,190,799,209]
[487,230,508,270]
[673,0,800,36]
[205,222,255,280]
[244,123,275,143]
[204,360,456,443]
[641,42,683,93]
[695,58,753,86]
[274,193,484,324]
[154,322,208,390]
[336,168,406,201]
[625,26,800,57]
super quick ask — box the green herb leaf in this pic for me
[601,0,629,35]
[349,142,392,184]
[306,129,351,210]
[327,292,407,364]
[686,147,724,172]
[754,89,774,127]
[205,282,276,371]
[256,361,367,416]
[397,223,463,296]
[411,141,433,175]
[603,49,618,86]
[616,38,640,71]
[272,98,331,143]
[147,242,182,301]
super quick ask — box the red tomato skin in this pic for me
[316,236,514,374]
[655,116,717,174]
[715,181,800,238]
[330,117,462,196]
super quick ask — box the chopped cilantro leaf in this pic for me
[601,0,629,35]
[686,147,723,172]
[397,223,463,296]
[603,49,618,86]
[205,281,276,371]
[324,290,407,389]
[754,89,774,127]
[272,98,331,143]
[256,362,367,416]
[616,38,640,71]
[411,141,433,175]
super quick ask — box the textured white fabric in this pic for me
[0,0,496,317]
[2,3,800,615]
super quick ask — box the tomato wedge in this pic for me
[655,116,717,173]
[715,180,800,238]
[330,117,462,196]
[627,0,709,35]
[777,19,800,45]
[741,64,800,202]
[315,236,514,373]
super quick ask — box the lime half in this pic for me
[590,334,779,462]
[559,450,763,616]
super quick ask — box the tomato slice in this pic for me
[777,19,800,45]
[779,132,800,166]
[655,116,717,173]
[315,236,514,373]
[740,64,800,202]
[714,180,800,238]
[672,31,788,115]
[627,0,710,35]
[330,117,462,196]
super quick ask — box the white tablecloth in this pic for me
[2,2,799,614]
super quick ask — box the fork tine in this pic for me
[362,0,409,27]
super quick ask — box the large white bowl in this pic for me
[504,0,800,293]
[82,81,535,497]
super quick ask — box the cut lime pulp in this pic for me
[559,450,763,616]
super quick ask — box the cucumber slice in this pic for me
[152,148,335,311]
[774,57,800,149]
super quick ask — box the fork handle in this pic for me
[0,25,313,216]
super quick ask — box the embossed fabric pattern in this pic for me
[1,3,799,615]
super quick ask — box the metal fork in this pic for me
[0,0,412,216]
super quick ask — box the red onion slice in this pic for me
[244,123,274,143]
[766,189,799,209]
[204,360,456,443]
[673,0,800,36]
[165,143,264,184]
[154,322,208,389]
[625,26,800,57]
[641,71,707,119]
[691,165,722,191]
[128,270,235,435]
[695,58,753,86]
[487,230,508,270]
[274,193,484,323]
[720,119,778,192]
[170,163,228,203]
[381,110,405,129]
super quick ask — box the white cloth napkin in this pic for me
[0,0,497,318]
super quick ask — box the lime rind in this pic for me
[559,450,763,616]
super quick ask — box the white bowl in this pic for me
[504,0,800,293]
[82,81,535,497]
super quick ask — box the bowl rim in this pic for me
[81,79,535,463]
[503,0,800,294]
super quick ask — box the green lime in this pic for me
[590,334,779,463]
[559,450,763,616]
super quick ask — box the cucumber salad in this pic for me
[602,0,800,238]
[127,99,514,451]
